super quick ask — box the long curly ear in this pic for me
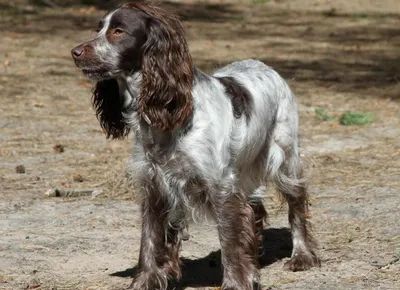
[135,4,193,131]
[92,79,130,139]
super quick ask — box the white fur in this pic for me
[121,60,302,223]
[93,12,120,66]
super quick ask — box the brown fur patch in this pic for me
[217,76,253,120]
[212,193,258,289]
[122,3,194,132]
[92,79,131,139]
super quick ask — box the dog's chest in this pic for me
[139,126,210,205]
[151,151,208,205]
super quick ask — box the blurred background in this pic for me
[0,1,399,289]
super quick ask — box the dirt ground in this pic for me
[0,0,399,289]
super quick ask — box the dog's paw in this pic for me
[283,252,321,272]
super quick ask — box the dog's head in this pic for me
[71,6,148,80]
[71,3,194,134]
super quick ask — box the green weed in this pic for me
[315,107,335,122]
[252,0,270,5]
[339,112,375,126]
[315,108,374,126]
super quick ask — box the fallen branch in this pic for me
[31,0,59,8]
[371,257,400,269]
[45,188,103,198]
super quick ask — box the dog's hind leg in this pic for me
[248,199,267,244]
[267,123,320,271]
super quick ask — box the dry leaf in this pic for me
[3,59,10,68]
[53,144,65,153]
[33,103,44,108]
[327,121,340,127]
[79,6,96,15]
[79,80,92,88]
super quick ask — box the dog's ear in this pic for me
[92,79,130,139]
[138,5,193,131]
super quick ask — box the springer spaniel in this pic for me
[71,2,320,289]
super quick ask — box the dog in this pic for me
[71,2,320,289]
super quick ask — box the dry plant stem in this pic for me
[45,188,95,197]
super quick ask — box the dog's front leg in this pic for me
[212,188,259,290]
[128,182,181,290]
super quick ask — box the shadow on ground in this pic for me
[111,227,292,289]
[0,1,240,33]
[2,1,399,99]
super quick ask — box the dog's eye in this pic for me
[113,28,124,35]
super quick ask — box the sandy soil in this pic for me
[0,0,399,289]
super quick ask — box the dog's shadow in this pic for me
[111,227,292,289]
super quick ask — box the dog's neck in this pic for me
[115,71,193,143]
[110,72,142,132]
[115,71,170,142]
[116,72,142,110]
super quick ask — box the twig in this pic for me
[32,0,59,8]
[92,181,107,188]
[44,188,103,198]
[371,257,400,269]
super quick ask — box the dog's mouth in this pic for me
[81,67,119,80]
[82,68,102,76]
[72,57,115,80]
[81,68,105,80]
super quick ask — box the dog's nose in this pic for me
[71,46,84,59]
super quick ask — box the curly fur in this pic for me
[71,2,320,290]
[123,3,193,131]
[92,79,132,139]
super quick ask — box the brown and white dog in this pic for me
[71,2,320,289]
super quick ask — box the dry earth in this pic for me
[0,0,399,289]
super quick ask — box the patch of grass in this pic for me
[351,12,393,20]
[25,49,35,57]
[252,0,270,5]
[351,12,368,19]
[315,108,374,126]
[315,107,335,122]
[339,112,375,126]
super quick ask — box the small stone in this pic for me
[73,174,85,182]
[91,189,104,198]
[53,144,65,153]
[44,189,57,197]
[16,165,25,174]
